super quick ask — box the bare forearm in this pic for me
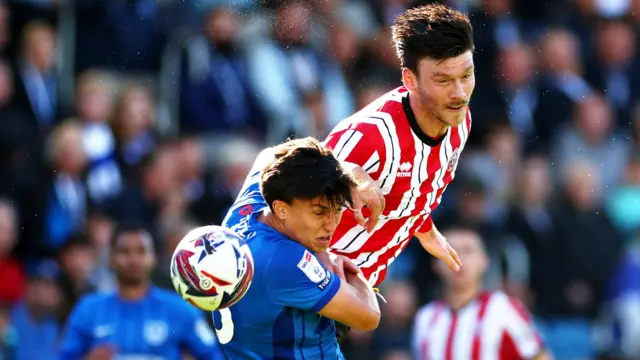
[347,273,380,315]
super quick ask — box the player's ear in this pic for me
[402,67,418,92]
[271,200,288,220]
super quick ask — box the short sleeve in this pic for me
[177,304,218,360]
[501,296,544,358]
[265,242,341,313]
[59,296,94,359]
[324,122,388,181]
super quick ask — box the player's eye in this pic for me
[437,79,449,84]
[462,73,472,79]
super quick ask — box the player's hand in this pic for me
[316,252,361,280]
[346,164,385,233]
[417,228,462,272]
[85,345,115,360]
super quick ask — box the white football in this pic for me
[170,225,254,311]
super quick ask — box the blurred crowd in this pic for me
[0,0,639,359]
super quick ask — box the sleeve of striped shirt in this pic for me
[324,123,387,181]
[501,297,545,359]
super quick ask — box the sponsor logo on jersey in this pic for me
[448,148,461,172]
[297,250,327,283]
[397,162,412,178]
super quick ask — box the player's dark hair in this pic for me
[391,4,474,72]
[260,137,357,212]
[110,221,153,250]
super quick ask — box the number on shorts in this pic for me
[214,308,235,344]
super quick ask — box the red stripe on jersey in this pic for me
[444,312,459,360]
[499,331,519,359]
[471,293,492,360]
[364,217,424,284]
[324,123,387,181]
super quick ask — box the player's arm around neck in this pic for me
[317,266,381,331]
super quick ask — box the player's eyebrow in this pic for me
[432,65,474,78]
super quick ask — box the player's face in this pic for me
[281,197,344,253]
[414,51,475,128]
[111,231,156,286]
[436,230,487,289]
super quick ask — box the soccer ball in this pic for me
[170,225,254,311]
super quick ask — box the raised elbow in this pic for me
[351,308,381,332]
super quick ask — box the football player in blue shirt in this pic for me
[216,137,381,359]
[59,222,219,360]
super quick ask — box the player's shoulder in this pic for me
[415,299,447,322]
[331,87,407,132]
[265,241,318,273]
[72,291,117,314]
[150,287,201,315]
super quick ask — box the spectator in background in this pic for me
[10,260,62,360]
[12,20,59,131]
[108,145,181,239]
[59,222,217,359]
[111,84,158,181]
[586,18,639,128]
[74,70,121,204]
[84,207,116,293]
[607,152,640,242]
[246,0,353,144]
[507,155,555,311]
[0,40,50,262]
[180,7,267,138]
[543,160,623,318]
[412,227,551,360]
[473,43,539,143]
[44,121,88,253]
[535,28,593,149]
[57,236,97,322]
[553,94,630,197]
[0,199,25,306]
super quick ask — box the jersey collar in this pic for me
[403,93,448,147]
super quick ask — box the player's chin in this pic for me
[314,236,332,251]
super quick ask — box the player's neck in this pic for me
[409,93,449,138]
[444,283,482,311]
[259,211,287,236]
[119,283,150,301]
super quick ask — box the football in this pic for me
[170,225,254,311]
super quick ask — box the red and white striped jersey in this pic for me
[324,86,471,286]
[413,292,545,360]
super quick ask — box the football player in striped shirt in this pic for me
[324,3,474,288]
[412,227,553,360]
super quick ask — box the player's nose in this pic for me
[450,80,466,99]
[323,213,340,233]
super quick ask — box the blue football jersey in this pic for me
[59,287,219,360]
[216,150,344,360]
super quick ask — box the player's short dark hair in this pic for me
[260,137,357,212]
[391,4,474,71]
[110,221,153,250]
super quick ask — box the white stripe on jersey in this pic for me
[332,218,390,253]
[333,129,363,161]
[389,135,429,218]
[356,113,400,195]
